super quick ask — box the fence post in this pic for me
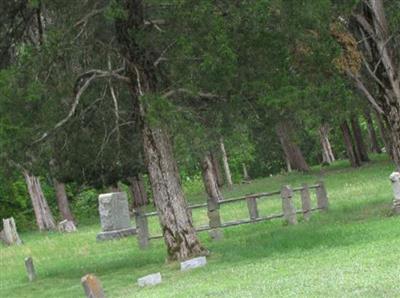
[134,207,149,249]
[300,184,311,221]
[246,196,259,220]
[316,180,329,211]
[207,198,223,241]
[281,185,297,225]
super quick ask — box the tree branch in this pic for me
[33,74,97,144]
[345,69,384,114]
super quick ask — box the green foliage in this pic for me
[71,188,100,225]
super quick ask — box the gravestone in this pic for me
[180,256,207,271]
[137,272,162,287]
[24,257,36,282]
[96,192,136,241]
[1,217,22,246]
[58,220,77,233]
[390,172,400,214]
[81,274,106,298]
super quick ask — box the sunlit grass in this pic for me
[1,155,399,297]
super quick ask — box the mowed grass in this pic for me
[1,155,400,297]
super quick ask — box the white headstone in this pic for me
[137,272,162,287]
[180,256,207,271]
[390,172,400,214]
[98,192,131,232]
[58,220,77,233]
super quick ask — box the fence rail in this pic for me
[135,181,329,248]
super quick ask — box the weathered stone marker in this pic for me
[58,220,77,233]
[180,256,207,271]
[96,192,136,241]
[281,185,298,225]
[24,257,36,282]
[81,274,106,298]
[300,183,311,221]
[316,180,329,211]
[1,217,22,246]
[390,172,400,214]
[137,272,162,287]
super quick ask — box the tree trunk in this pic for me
[53,178,75,223]
[108,184,120,192]
[143,126,207,261]
[201,154,224,202]
[220,138,233,188]
[340,121,361,168]
[210,151,224,187]
[23,170,56,231]
[275,121,310,172]
[340,1,400,169]
[285,155,292,172]
[242,163,250,181]
[128,175,148,209]
[375,110,392,157]
[115,0,206,261]
[350,115,370,162]
[319,124,335,164]
[364,110,381,154]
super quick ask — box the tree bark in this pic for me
[128,175,148,209]
[350,115,370,162]
[319,124,335,164]
[108,183,120,192]
[220,138,233,188]
[143,126,207,261]
[210,151,224,187]
[340,1,400,169]
[340,121,361,168]
[364,110,381,154]
[275,121,310,172]
[201,153,224,202]
[242,163,250,181]
[115,0,206,261]
[375,110,392,156]
[23,170,56,231]
[53,178,75,223]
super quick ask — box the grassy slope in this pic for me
[1,155,400,297]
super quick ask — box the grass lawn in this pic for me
[1,155,400,297]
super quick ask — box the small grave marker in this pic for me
[81,274,106,298]
[390,172,400,214]
[58,220,77,233]
[180,256,207,271]
[137,272,162,287]
[24,257,36,282]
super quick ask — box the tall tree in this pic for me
[276,121,310,172]
[334,0,400,168]
[364,109,381,154]
[114,0,206,261]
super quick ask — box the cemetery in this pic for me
[1,1,400,297]
[2,157,400,297]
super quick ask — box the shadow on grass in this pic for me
[208,199,396,265]
[40,195,396,283]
